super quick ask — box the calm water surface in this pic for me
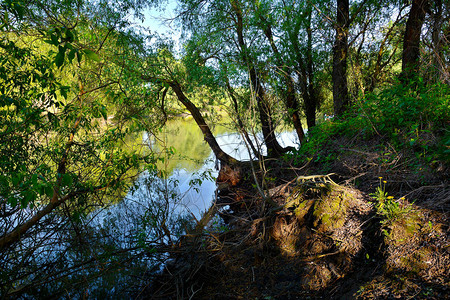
[137,118,300,219]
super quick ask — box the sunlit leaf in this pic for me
[84,49,100,61]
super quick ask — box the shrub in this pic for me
[291,80,450,165]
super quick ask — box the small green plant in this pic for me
[377,196,402,222]
[422,287,434,297]
[370,177,388,203]
[371,178,418,241]
[371,178,407,223]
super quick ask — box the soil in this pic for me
[143,135,449,299]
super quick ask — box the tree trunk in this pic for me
[333,0,350,117]
[260,20,306,143]
[305,9,317,128]
[224,75,261,158]
[169,81,238,165]
[253,73,287,157]
[287,2,318,129]
[231,0,288,157]
[401,0,429,82]
[431,0,446,83]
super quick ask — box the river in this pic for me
[137,118,300,219]
[2,117,300,298]
[93,117,300,248]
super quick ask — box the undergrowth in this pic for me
[289,81,450,167]
[370,177,417,238]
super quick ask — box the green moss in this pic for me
[294,199,314,220]
[312,190,349,233]
[398,248,430,274]
[386,246,431,274]
[383,209,421,245]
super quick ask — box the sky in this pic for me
[127,0,182,51]
[135,1,179,36]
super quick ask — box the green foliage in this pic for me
[370,178,418,241]
[371,178,402,222]
[361,81,449,135]
[358,81,449,163]
[290,80,450,166]
[370,177,389,203]
[0,1,169,297]
[1,0,448,297]
[0,37,65,208]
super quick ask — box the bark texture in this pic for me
[333,0,350,117]
[401,0,429,81]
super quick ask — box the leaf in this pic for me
[44,184,54,197]
[22,191,36,208]
[32,174,38,185]
[37,184,45,196]
[13,2,25,19]
[76,50,82,63]
[55,48,64,67]
[83,49,100,62]
[62,174,73,187]
[12,174,22,186]
[0,175,8,188]
[50,33,59,45]
[100,105,107,120]
[68,49,76,63]
[92,107,101,118]
[65,28,74,42]
[47,112,59,127]
[8,196,17,207]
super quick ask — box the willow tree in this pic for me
[251,0,308,136]
[0,0,173,297]
[349,2,409,93]
[230,0,290,157]
[254,0,328,130]
[177,0,293,158]
[125,38,239,166]
[332,0,350,117]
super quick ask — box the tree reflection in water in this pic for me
[0,118,298,298]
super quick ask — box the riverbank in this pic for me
[142,132,448,299]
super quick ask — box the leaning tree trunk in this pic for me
[169,81,238,165]
[401,0,429,82]
[332,0,350,117]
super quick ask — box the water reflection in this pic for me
[147,118,232,173]
[139,118,300,219]
[1,118,300,298]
